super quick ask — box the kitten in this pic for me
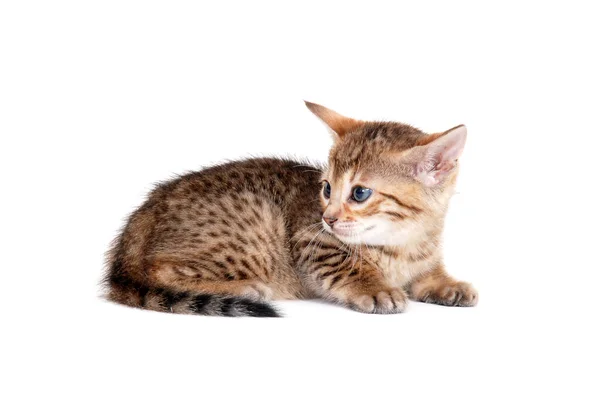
[104,102,477,317]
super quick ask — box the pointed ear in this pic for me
[402,125,467,186]
[304,101,364,140]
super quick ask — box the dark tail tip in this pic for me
[189,293,281,317]
[242,299,281,317]
[108,278,283,318]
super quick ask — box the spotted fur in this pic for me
[103,102,477,317]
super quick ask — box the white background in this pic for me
[1,1,599,400]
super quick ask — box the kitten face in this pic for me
[305,102,467,247]
[320,164,428,246]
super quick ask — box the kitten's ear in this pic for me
[304,101,364,140]
[402,125,467,187]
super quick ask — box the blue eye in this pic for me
[323,181,331,199]
[352,186,373,202]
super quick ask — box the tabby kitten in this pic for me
[104,102,477,317]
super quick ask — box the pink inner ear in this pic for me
[414,125,467,186]
[431,125,467,166]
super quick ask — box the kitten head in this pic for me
[306,101,467,246]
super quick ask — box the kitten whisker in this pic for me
[299,228,325,263]
[290,222,323,250]
[307,230,327,264]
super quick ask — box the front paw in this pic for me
[348,289,408,314]
[413,281,478,307]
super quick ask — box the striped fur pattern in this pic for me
[104,102,477,317]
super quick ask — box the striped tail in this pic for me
[106,277,280,317]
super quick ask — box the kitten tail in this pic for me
[107,278,280,317]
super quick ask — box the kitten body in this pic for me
[104,103,477,316]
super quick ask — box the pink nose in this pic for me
[323,216,338,227]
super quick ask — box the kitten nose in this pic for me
[323,216,338,227]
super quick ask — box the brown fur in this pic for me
[103,102,477,316]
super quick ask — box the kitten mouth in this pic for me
[333,225,375,237]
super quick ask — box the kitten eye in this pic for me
[351,186,373,202]
[323,181,331,199]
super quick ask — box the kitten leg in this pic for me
[295,229,407,313]
[150,261,275,301]
[184,280,274,301]
[306,256,408,314]
[408,264,478,307]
